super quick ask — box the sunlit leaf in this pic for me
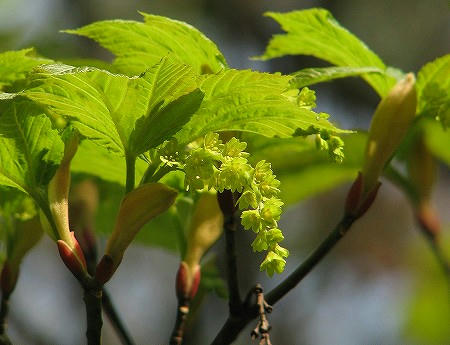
[176,69,349,145]
[0,96,64,196]
[258,8,397,97]
[290,66,383,89]
[64,12,227,75]
[25,57,202,158]
[416,54,450,128]
[0,48,52,91]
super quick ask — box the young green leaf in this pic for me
[422,119,450,166]
[258,8,397,97]
[416,54,450,128]
[0,96,64,196]
[104,182,178,279]
[25,57,203,158]
[290,66,383,89]
[64,12,227,75]
[0,48,52,91]
[246,133,366,205]
[175,69,349,145]
[71,140,148,186]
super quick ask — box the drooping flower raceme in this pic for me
[161,133,289,276]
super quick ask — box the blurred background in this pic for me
[1,0,449,344]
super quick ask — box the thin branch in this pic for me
[125,155,136,194]
[0,294,11,345]
[210,214,356,345]
[84,285,103,345]
[218,191,242,315]
[169,301,190,345]
[102,291,136,345]
[251,284,272,345]
[266,215,355,305]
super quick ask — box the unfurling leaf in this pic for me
[416,54,450,128]
[258,8,397,97]
[46,131,88,278]
[104,183,177,281]
[362,73,417,196]
[178,192,223,299]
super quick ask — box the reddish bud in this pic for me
[357,182,381,217]
[95,255,115,285]
[176,261,201,301]
[57,233,88,281]
[345,172,381,219]
[345,172,363,216]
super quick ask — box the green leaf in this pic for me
[246,133,366,204]
[0,48,52,91]
[422,119,450,166]
[416,54,450,128]
[175,69,349,145]
[0,96,64,196]
[64,12,227,76]
[25,57,202,157]
[71,139,148,185]
[290,66,383,89]
[92,180,192,253]
[258,8,397,97]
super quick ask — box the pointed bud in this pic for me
[47,131,88,277]
[57,232,88,282]
[48,132,79,247]
[69,180,99,265]
[345,173,381,218]
[175,261,201,301]
[95,254,115,285]
[362,73,417,196]
[105,183,177,279]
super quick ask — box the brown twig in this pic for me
[251,284,272,345]
[217,191,242,315]
[210,214,357,345]
[0,293,11,345]
[169,301,190,345]
[84,282,103,345]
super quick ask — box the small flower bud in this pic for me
[104,183,177,280]
[362,73,417,195]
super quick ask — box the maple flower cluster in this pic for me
[160,133,289,276]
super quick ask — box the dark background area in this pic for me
[0,0,449,344]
